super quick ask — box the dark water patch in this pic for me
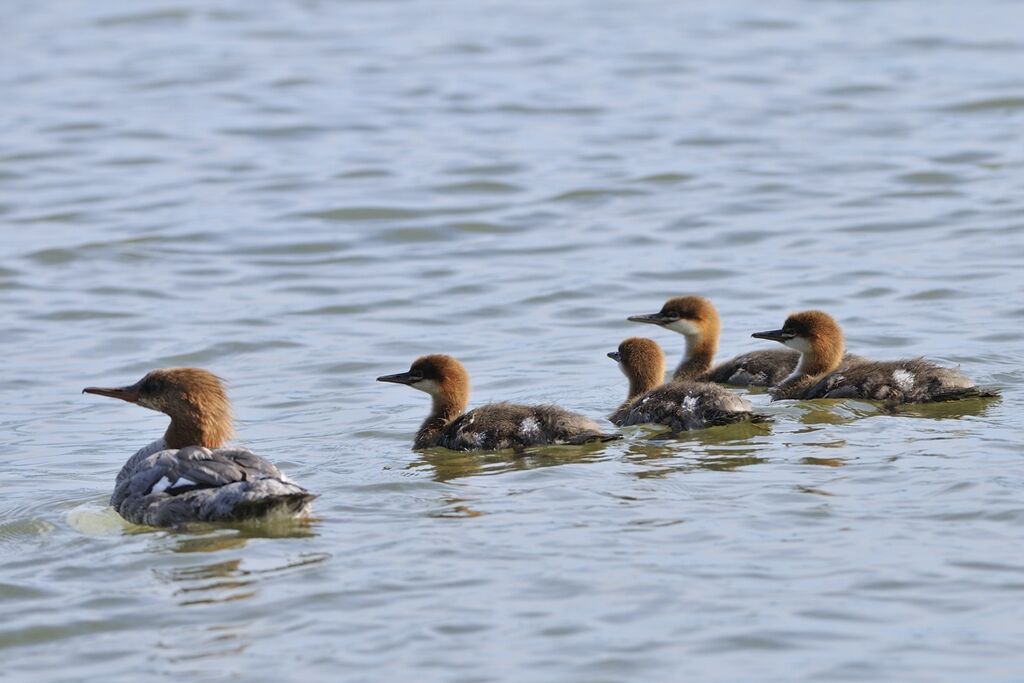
[295,205,499,222]
[631,173,693,185]
[675,136,762,147]
[431,181,524,195]
[13,212,89,225]
[896,171,962,185]
[819,82,892,96]
[854,287,895,298]
[901,288,963,301]
[493,104,603,116]
[838,219,936,234]
[933,151,999,165]
[443,163,525,177]
[32,309,137,322]
[448,221,522,235]
[942,97,1024,113]
[548,188,646,202]
[96,9,191,26]
[288,305,363,317]
[219,125,331,139]
[235,241,350,256]
[333,169,392,179]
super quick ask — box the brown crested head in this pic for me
[608,337,665,398]
[84,367,233,449]
[752,310,844,371]
[377,354,471,413]
[628,295,721,339]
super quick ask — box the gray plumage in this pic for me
[708,349,864,386]
[428,403,618,451]
[801,358,991,404]
[111,439,316,527]
[611,380,758,431]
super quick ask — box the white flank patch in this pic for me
[665,319,700,336]
[681,395,699,414]
[518,416,541,438]
[891,369,915,392]
[151,476,197,494]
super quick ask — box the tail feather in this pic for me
[230,491,318,520]
[565,432,621,445]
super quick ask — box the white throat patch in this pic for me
[664,319,700,336]
[783,337,811,353]
[411,379,442,396]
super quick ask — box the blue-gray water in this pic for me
[2,1,1023,681]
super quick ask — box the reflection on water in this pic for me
[410,443,614,482]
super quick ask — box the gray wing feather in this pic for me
[111,445,314,527]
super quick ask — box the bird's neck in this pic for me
[164,411,231,450]
[674,333,717,381]
[414,394,466,449]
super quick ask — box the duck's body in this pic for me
[378,354,618,451]
[85,368,314,527]
[752,312,993,404]
[111,439,313,527]
[704,348,802,386]
[426,402,614,451]
[801,359,981,403]
[609,337,758,431]
[629,295,861,386]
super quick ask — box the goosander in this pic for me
[84,368,315,527]
[628,295,860,386]
[608,337,759,431]
[752,311,995,403]
[377,354,619,450]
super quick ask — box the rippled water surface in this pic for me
[3,1,1023,681]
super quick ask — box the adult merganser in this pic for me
[608,337,759,431]
[752,311,995,403]
[627,295,860,386]
[84,368,315,527]
[377,354,619,450]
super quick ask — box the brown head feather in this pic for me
[615,337,666,399]
[661,296,720,379]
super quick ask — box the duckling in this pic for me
[84,368,315,527]
[752,311,994,403]
[377,354,618,450]
[608,337,759,431]
[628,295,804,385]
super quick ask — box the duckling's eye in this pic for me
[142,378,163,393]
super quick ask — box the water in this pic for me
[2,1,1023,680]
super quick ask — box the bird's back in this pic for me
[112,444,315,526]
[438,402,616,451]
[803,358,980,403]
[614,380,755,431]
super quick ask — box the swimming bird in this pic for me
[627,295,806,385]
[377,354,618,450]
[751,311,994,403]
[608,337,759,431]
[84,368,315,527]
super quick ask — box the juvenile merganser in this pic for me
[628,295,860,386]
[377,354,619,450]
[84,368,315,527]
[752,311,995,403]
[608,337,759,431]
